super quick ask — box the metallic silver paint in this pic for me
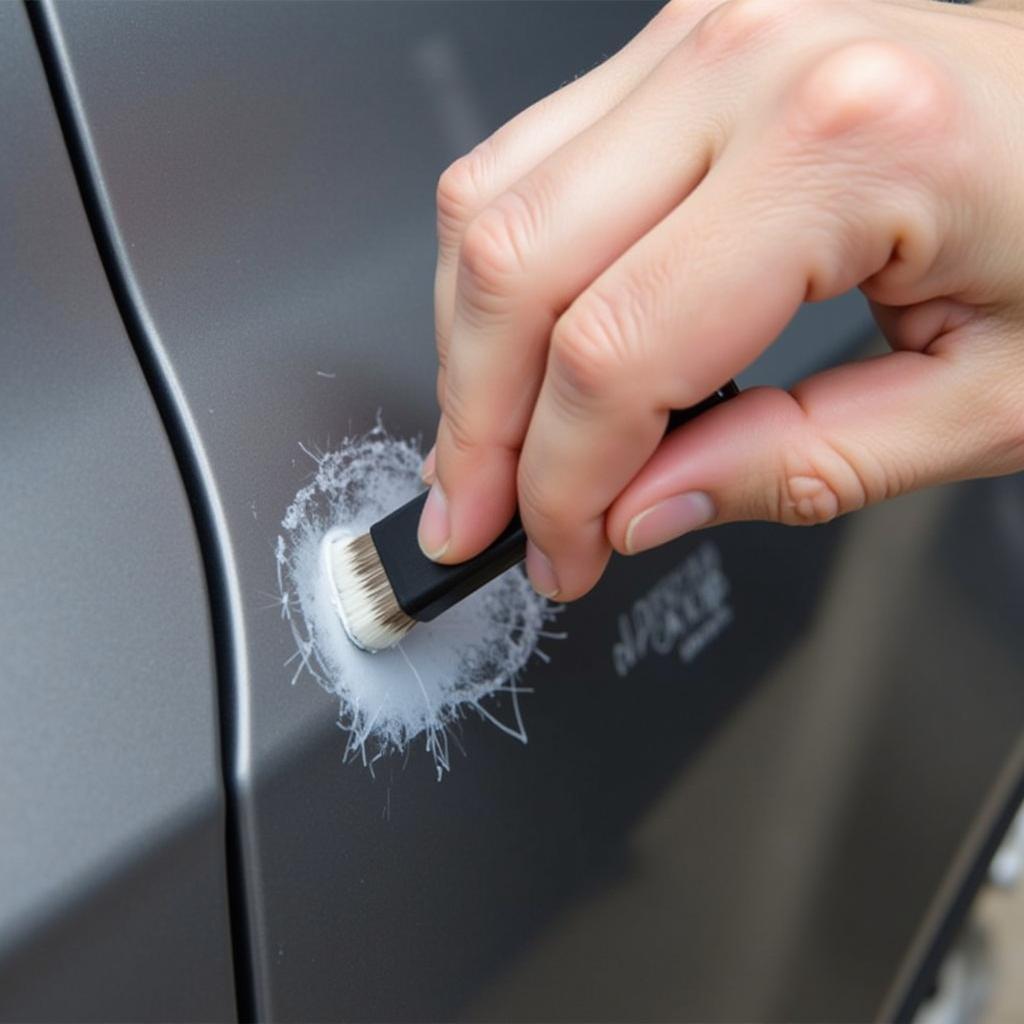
[0,3,234,1018]
[10,1,1022,1020]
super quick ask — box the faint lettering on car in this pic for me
[612,542,733,678]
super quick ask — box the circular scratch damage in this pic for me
[276,422,560,779]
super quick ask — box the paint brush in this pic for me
[327,381,739,652]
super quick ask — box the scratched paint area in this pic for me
[276,421,561,778]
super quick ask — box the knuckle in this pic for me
[778,472,844,526]
[691,0,792,58]
[770,387,884,524]
[438,391,478,463]
[517,459,569,536]
[459,191,539,297]
[773,389,880,526]
[792,41,949,141]
[550,288,642,408]
[436,144,494,240]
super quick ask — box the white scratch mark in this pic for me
[274,422,561,778]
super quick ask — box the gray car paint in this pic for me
[0,4,235,1019]
[32,1,1024,1020]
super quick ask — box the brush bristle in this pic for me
[326,531,416,652]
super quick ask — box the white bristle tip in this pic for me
[321,528,415,653]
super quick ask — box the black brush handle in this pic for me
[372,379,740,622]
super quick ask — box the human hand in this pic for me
[419,0,1024,601]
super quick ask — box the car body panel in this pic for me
[26,1,1024,1020]
[0,3,235,1019]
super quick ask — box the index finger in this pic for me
[432,0,713,404]
[516,39,951,596]
[517,173,900,595]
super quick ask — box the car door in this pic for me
[0,4,235,1018]
[13,2,1024,1020]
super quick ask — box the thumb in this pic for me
[607,344,1022,552]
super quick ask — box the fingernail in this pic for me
[625,491,716,554]
[420,445,437,484]
[526,541,560,599]
[418,482,450,560]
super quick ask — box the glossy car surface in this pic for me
[2,3,1022,1020]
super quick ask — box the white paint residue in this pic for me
[276,421,556,778]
